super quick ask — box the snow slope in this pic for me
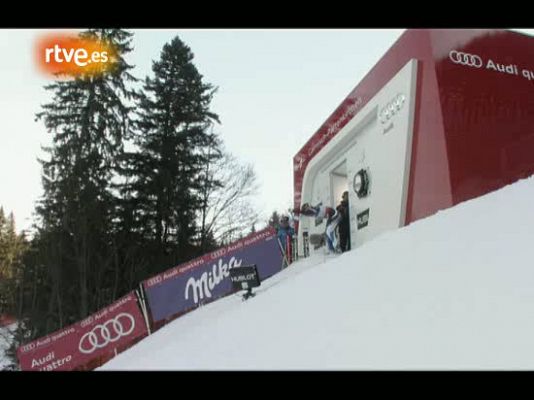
[101,177,534,370]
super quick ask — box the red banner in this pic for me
[0,314,16,328]
[17,292,147,371]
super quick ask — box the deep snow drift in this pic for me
[99,176,534,370]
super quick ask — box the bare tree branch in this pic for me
[198,151,259,248]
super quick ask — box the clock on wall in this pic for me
[353,169,370,198]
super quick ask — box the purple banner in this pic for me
[143,228,284,322]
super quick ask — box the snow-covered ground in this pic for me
[0,324,16,370]
[95,176,534,369]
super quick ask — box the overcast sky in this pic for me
[1,29,532,233]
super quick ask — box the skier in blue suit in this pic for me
[277,215,295,255]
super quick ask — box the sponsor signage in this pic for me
[229,265,261,291]
[448,50,534,81]
[357,209,370,229]
[379,93,406,125]
[17,292,147,371]
[142,227,284,322]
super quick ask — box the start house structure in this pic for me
[293,29,534,255]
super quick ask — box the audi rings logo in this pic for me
[449,50,483,68]
[78,313,135,354]
[20,343,36,353]
[210,248,227,259]
[379,93,406,124]
[147,275,162,287]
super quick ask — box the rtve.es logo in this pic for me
[35,32,118,78]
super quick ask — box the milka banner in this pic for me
[17,292,147,371]
[143,227,284,322]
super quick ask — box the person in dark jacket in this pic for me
[337,191,351,252]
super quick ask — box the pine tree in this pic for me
[269,211,281,229]
[34,29,138,326]
[128,36,220,268]
[0,207,7,280]
[0,209,27,335]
